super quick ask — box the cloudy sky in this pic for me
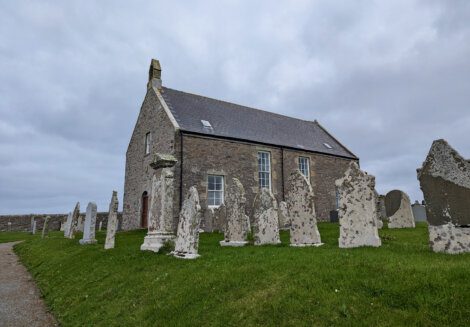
[1,1,469,214]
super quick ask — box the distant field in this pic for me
[5,223,470,326]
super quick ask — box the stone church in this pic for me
[122,59,358,231]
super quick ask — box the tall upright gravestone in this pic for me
[286,170,322,247]
[105,191,119,250]
[385,190,415,228]
[41,216,50,239]
[417,139,470,254]
[220,178,250,246]
[65,203,80,239]
[31,216,37,235]
[63,212,72,236]
[171,186,202,259]
[252,188,281,245]
[141,153,177,252]
[336,162,381,248]
[80,202,98,245]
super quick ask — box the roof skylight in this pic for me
[201,120,212,128]
[323,143,333,149]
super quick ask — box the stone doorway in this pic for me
[141,191,149,228]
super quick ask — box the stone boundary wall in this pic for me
[0,212,123,232]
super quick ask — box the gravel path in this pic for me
[0,242,58,327]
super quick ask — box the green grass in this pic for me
[6,223,470,326]
[0,231,35,243]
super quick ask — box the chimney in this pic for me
[147,59,162,90]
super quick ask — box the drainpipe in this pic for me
[281,147,285,201]
[179,131,184,211]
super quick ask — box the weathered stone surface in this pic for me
[41,216,50,239]
[252,189,281,245]
[417,139,470,254]
[375,192,386,229]
[141,168,175,252]
[278,201,290,230]
[172,186,202,259]
[286,170,322,246]
[335,162,381,248]
[385,190,415,228]
[150,153,178,170]
[65,203,80,239]
[105,191,119,250]
[203,204,226,232]
[31,217,37,235]
[412,201,427,222]
[80,202,98,245]
[62,212,72,235]
[220,178,250,246]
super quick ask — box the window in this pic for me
[323,142,333,149]
[207,175,224,207]
[298,157,310,179]
[258,151,271,190]
[145,132,151,155]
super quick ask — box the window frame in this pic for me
[207,175,224,208]
[144,132,151,155]
[258,151,272,190]
[298,156,310,180]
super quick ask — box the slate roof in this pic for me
[160,87,357,159]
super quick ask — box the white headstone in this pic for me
[31,217,37,235]
[104,191,119,250]
[41,216,50,239]
[99,221,103,231]
[171,187,202,259]
[220,178,250,247]
[252,189,281,245]
[80,202,98,245]
[336,162,381,248]
[63,212,72,235]
[286,170,322,247]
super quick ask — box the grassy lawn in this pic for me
[0,231,35,243]
[7,223,470,326]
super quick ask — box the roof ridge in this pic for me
[162,86,317,124]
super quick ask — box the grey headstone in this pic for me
[41,216,50,239]
[252,188,281,245]
[80,202,98,245]
[65,203,80,239]
[105,191,119,249]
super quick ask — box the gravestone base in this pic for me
[429,223,470,254]
[219,240,248,247]
[140,232,174,252]
[170,251,200,259]
[290,242,324,247]
[79,238,97,245]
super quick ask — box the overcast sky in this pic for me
[1,1,469,214]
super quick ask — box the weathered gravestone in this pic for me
[286,170,322,247]
[278,201,290,230]
[252,188,281,245]
[31,216,37,235]
[411,201,427,222]
[80,202,98,245]
[171,186,202,259]
[220,178,250,246]
[65,203,80,239]
[203,204,226,232]
[63,212,72,236]
[385,190,415,228]
[41,216,51,239]
[417,139,470,254]
[375,192,386,229]
[336,162,381,248]
[141,168,176,252]
[104,191,119,250]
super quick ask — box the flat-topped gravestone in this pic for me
[80,202,98,245]
[105,191,119,250]
[141,168,176,252]
[252,188,281,245]
[336,162,381,248]
[171,186,202,259]
[150,153,178,170]
[41,216,50,239]
[286,170,322,247]
[385,190,415,228]
[220,178,250,247]
[417,139,470,254]
[65,203,80,239]
[411,201,427,222]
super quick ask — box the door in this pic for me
[141,191,149,228]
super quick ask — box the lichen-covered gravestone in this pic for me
[220,178,250,246]
[286,170,322,247]
[278,201,290,230]
[63,212,72,236]
[171,187,202,259]
[41,216,50,239]
[65,202,80,239]
[385,190,415,228]
[375,192,385,229]
[336,162,381,248]
[417,139,470,254]
[141,168,176,252]
[104,191,119,250]
[80,202,98,245]
[252,188,281,245]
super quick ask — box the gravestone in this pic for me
[417,139,470,254]
[65,203,80,239]
[336,162,381,248]
[203,204,226,232]
[171,187,202,259]
[141,168,176,252]
[375,192,386,229]
[278,201,290,230]
[99,221,103,231]
[252,188,281,245]
[105,191,119,250]
[385,190,415,228]
[41,216,50,239]
[411,201,427,222]
[80,202,98,245]
[286,170,322,247]
[63,212,72,236]
[31,217,37,235]
[220,178,250,246]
